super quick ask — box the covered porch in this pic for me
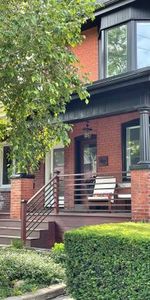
[2,70,150,246]
[10,69,150,220]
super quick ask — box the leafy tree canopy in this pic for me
[0,0,98,173]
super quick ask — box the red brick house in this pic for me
[0,0,150,247]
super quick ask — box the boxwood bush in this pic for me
[50,243,66,265]
[64,222,150,300]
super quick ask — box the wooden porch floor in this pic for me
[46,211,131,241]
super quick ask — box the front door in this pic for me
[75,136,97,176]
[75,136,97,206]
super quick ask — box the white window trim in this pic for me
[126,124,141,172]
[45,145,64,184]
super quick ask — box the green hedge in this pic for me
[64,222,150,300]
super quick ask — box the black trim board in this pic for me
[61,68,150,123]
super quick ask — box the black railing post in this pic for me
[21,199,28,245]
[54,171,60,214]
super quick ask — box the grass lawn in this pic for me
[0,247,65,299]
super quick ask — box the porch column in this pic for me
[138,108,150,164]
[10,174,34,219]
[131,107,150,222]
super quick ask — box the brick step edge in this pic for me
[5,283,66,300]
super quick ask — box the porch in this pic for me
[1,70,150,247]
[57,172,131,214]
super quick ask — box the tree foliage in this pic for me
[0,0,97,173]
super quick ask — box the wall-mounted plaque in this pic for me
[99,156,108,167]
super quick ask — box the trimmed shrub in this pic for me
[50,243,66,265]
[64,222,150,300]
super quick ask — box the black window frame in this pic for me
[100,20,150,79]
[122,119,140,178]
[104,22,129,78]
[2,145,11,185]
[136,20,150,70]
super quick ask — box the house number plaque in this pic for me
[99,156,108,167]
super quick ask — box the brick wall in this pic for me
[10,177,34,219]
[131,169,150,221]
[72,27,99,81]
[34,162,45,193]
[64,111,139,176]
[0,191,10,212]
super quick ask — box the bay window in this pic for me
[102,21,150,79]
[137,22,150,69]
[106,24,128,77]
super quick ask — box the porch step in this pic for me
[0,212,10,219]
[0,235,33,247]
[0,227,40,238]
[0,219,49,230]
[0,219,57,249]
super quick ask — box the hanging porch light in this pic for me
[83,121,92,139]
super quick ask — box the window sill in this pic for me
[118,182,131,188]
[0,186,11,192]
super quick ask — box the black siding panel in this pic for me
[63,87,150,122]
[101,5,150,29]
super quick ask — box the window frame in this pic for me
[122,119,140,177]
[0,145,11,189]
[100,20,150,79]
[106,23,129,78]
[101,22,131,78]
[45,145,64,184]
[136,20,150,70]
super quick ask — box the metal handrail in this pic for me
[21,171,131,244]
[21,173,59,244]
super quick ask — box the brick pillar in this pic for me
[10,174,34,219]
[131,166,150,222]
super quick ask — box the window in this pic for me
[0,146,11,186]
[53,148,64,198]
[137,22,150,69]
[83,143,96,174]
[106,24,128,77]
[126,126,140,172]
[102,20,150,79]
[53,148,64,175]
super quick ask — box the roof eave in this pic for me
[95,0,136,17]
[72,67,150,100]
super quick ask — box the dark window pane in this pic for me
[106,25,127,77]
[3,146,11,185]
[137,23,150,68]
